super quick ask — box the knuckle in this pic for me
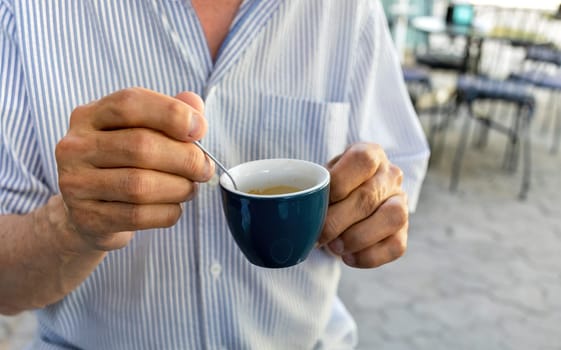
[329,184,347,203]
[356,186,379,217]
[182,151,199,173]
[186,183,199,201]
[58,173,79,199]
[121,170,151,202]
[171,179,193,203]
[350,145,375,170]
[388,235,408,260]
[111,87,141,117]
[347,143,387,174]
[382,199,408,229]
[322,216,340,242]
[356,253,379,269]
[130,130,156,163]
[58,169,90,205]
[389,164,404,185]
[181,181,197,201]
[117,87,141,104]
[366,142,384,156]
[166,100,188,125]
[127,204,144,227]
[162,205,182,228]
[184,147,211,180]
[69,105,89,127]
[54,139,71,163]
[345,230,367,251]
[55,134,88,160]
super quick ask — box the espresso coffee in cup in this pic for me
[220,158,330,268]
[247,185,302,195]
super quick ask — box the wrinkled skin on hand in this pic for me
[55,88,214,251]
[318,143,408,269]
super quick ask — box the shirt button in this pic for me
[208,173,219,187]
[210,263,222,278]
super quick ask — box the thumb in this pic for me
[175,91,205,114]
[175,91,207,141]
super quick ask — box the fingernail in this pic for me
[188,114,202,138]
[328,239,344,255]
[342,254,355,266]
[204,157,215,180]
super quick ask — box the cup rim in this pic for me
[219,158,330,199]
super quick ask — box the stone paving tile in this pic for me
[379,306,446,339]
[410,327,512,350]
[412,293,529,330]
[499,316,561,350]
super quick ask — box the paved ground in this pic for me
[339,100,561,350]
[1,96,560,349]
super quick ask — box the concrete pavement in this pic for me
[339,106,561,349]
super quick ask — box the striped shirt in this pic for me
[0,0,429,349]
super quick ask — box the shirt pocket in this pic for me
[256,95,351,164]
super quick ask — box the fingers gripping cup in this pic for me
[219,159,330,268]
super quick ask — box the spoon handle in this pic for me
[193,141,238,190]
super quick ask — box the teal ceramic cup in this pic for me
[219,159,330,268]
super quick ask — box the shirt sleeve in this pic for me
[1,2,52,215]
[346,0,430,211]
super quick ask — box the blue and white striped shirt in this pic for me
[0,0,429,349]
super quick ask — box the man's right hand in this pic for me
[55,88,214,252]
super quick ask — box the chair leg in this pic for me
[427,111,440,168]
[551,90,561,154]
[430,96,459,167]
[428,106,440,151]
[450,103,473,192]
[506,105,522,172]
[541,89,555,136]
[474,100,496,149]
[519,108,532,200]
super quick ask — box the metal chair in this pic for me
[524,45,561,68]
[509,70,561,153]
[402,66,457,166]
[450,75,535,199]
[403,66,432,104]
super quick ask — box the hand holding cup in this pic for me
[318,143,409,268]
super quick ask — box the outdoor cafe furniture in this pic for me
[402,66,457,162]
[410,15,484,74]
[402,66,432,103]
[410,5,553,76]
[524,44,561,68]
[450,75,535,199]
[509,70,561,153]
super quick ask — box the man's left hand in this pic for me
[317,143,408,268]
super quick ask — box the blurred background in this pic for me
[2,1,561,349]
[338,0,561,349]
